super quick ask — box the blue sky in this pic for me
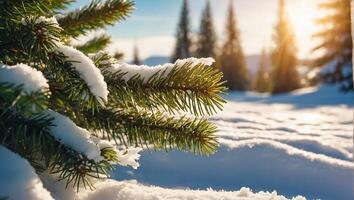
[71,0,325,61]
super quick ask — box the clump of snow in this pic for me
[115,147,142,169]
[91,137,142,169]
[56,43,109,102]
[176,57,215,67]
[105,57,215,83]
[79,180,305,200]
[44,110,103,162]
[0,146,54,200]
[0,63,49,93]
[21,16,61,29]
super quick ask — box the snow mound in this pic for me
[56,43,108,102]
[0,63,49,93]
[80,180,305,200]
[0,146,54,200]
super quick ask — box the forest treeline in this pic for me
[165,0,352,93]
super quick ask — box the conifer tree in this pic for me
[132,45,141,65]
[171,0,192,62]
[0,0,226,193]
[254,48,271,93]
[312,0,352,90]
[196,0,216,59]
[219,1,248,91]
[271,0,300,94]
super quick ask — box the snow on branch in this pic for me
[56,43,109,102]
[0,63,49,93]
[44,110,103,162]
[0,146,54,200]
[92,137,142,169]
[21,16,61,29]
[105,57,215,83]
[115,147,142,169]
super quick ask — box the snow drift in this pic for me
[0,146,54,200]
[114,85,354,200]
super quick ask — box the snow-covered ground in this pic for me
[1,85,352,200]
[112,85,353,200]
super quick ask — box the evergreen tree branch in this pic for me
[0,106,116,191]
[75,34,112,54]
[103,62,226,116]
[0,15,62,65]
[82,107,219,155]
[0,83,49,116]
[58,0,134,37]
[45,52,103,113]
[0,0,74,17]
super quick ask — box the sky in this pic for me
[71,0,326,61]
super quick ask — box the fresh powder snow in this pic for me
[44,110,103,162]
[56,43,109,102]
[112,85,353,200]
[0,63,49,93]
[79,180,306,200]
[0,146,54,200]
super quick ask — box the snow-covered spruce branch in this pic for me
[44,48,108,111]
[58,0,134,37]
[0,63,115,191]
[0,15,62,65]
[82,107,219,155]
[0,107,129,191]
[0,63,50,114]
[55,43,108,102]
[0,0,226,193]
[103,58,226,116]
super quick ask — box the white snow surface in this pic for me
[106,57,215,83]
[0,146,54,200]
[112,85,353,200]
[79,180,305,200]
[44,110,103,162]
[0,63,49,93]
[56,43,109,101]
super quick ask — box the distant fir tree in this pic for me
[312,0,352,90]
[0,0,226,195]
[195,0,216,59]
[254,48,271,93]
[220,1,248,90]
[171,0,192,62]
[133,45,141,65]
[271,0,300,94]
